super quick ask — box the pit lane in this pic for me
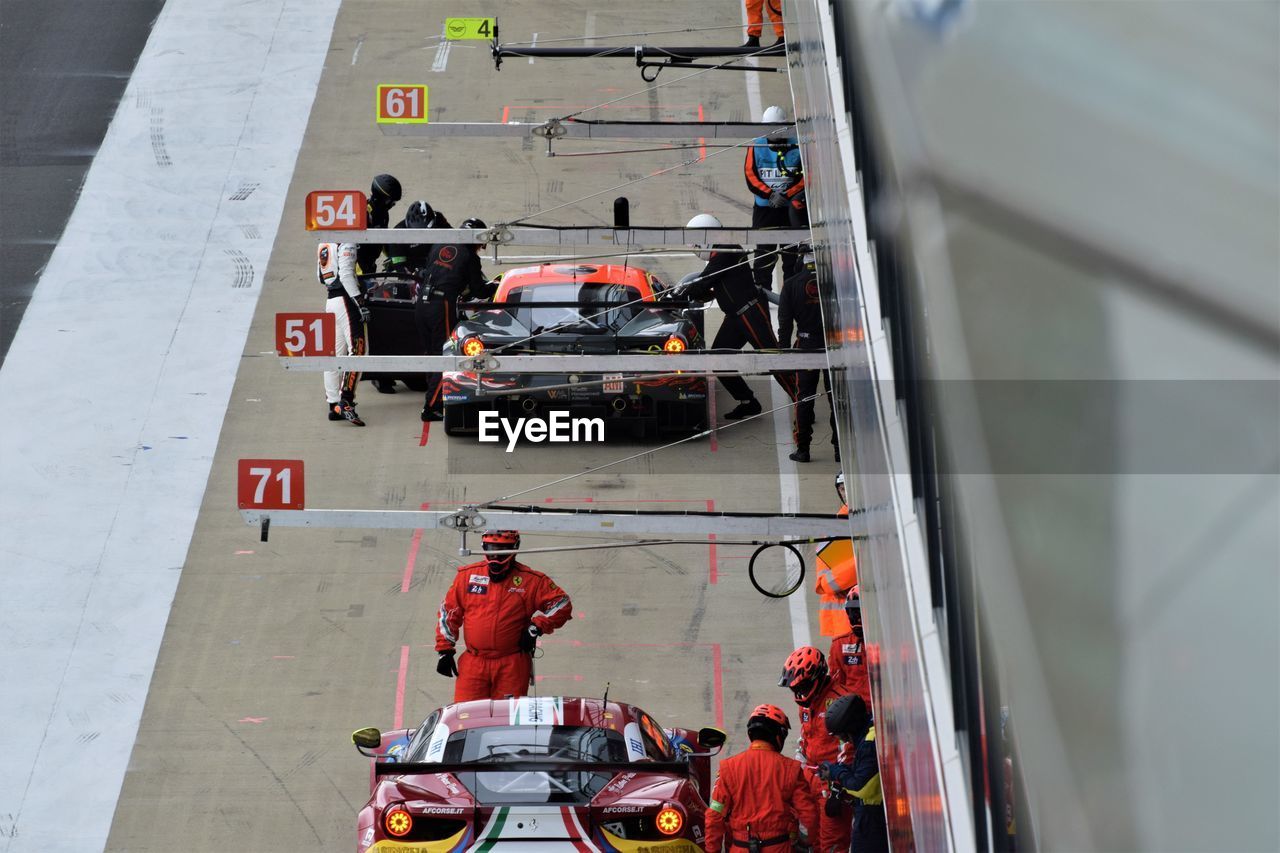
[104,2,833,849]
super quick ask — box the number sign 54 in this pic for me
[275,312,335,357]
[306,190,367,231]
[238,460,305,510]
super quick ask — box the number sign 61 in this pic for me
[377,84,428,124]
[275,312,335,357]
[238,459,305,510]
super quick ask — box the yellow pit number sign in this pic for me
[446,17,496,40]
[376,84,428,124]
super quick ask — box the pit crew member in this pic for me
[744,106,804,289]
[416,217,491,422]
[316,241,367,426]
[780,646,852,853]
[685,212,799,421]
[828,586,871,707]
[741,0,784,49]
[434,530,573,702]
[778,246,836,463]
[704,704,816,853]
[356,173,402,274]
[820,694,888,853]
[816,471,858,637]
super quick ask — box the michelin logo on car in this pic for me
[478,411,605,452]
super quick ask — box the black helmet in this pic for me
[460,217,487,230]
[405,200,435,229]
[370,173,402,204]
[823,693,869,739]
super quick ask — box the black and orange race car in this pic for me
[352,695,726,852]
[438,263,708,437]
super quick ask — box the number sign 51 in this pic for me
[275,312,335,357]
[238,460,305,510]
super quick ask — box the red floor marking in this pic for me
[393,645,410,729]
[534,674,585,683]
[502,104,510,123]
[697,103,707,162]
[419,420,431,446]
[238,717,268,724]
[272,655,295,660]
[707,499,718,584]
[401,501,431,593]
[544,496,594,503]
[234,550,254,555]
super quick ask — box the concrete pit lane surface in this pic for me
[104,2,831,850]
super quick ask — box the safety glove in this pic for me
[355,297,372,324]
[518,624,541,654]
[769,191,789,208]
[436,650,458,677]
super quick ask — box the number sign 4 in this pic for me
[238,460,305,510]
[275,312,335,357]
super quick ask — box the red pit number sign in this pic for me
[238,460,305,510]
[376,84,428,124]
[275,312,335,357]
[305,190,366,231]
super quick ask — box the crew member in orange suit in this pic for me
[828,585,871,707]
[779,646,852,853]
[742,0,784,48]
[704,704,818,852]
[434,530,573,701]
[816,471,858,637]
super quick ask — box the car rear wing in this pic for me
[457,300,696,309]
[375,760,692,777]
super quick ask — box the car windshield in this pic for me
[440,725,629,805]
[504,282,645,332]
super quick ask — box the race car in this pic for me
[352,695,726,852]
[438,263,709,437]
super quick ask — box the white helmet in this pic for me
[762,105,787,124]
[687,213,722,261]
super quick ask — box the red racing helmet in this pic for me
[481,530,520,549]
[747,704,791,751]
[779,646,828,704]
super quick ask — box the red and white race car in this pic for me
[352,696,725,852]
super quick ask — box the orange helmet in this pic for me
[747,704,791,751]
[481,530,520,579]
[779,646,828,704]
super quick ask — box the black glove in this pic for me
[355,299,372,324]
[436,650,458,677]
[518,624,541,654]
[769,190,789,208]
[824,796,844,818]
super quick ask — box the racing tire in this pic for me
[748,542,806,598]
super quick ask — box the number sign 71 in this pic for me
[238,459,305,510]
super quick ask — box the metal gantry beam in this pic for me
[314,227,812,247]
[277,352,836,373]
[380,120,794,140]
[241,508,856,539]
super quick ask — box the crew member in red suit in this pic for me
[704,704,818,852]
[434,530,572,701]
[828,585,871,707]
[779,646,852,853]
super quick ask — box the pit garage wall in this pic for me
[786,3,974,849]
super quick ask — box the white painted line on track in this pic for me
[530,32,540,63]
[432,24,453,72]
[0,0,342,849]
[353,34,364,65]
[740,1,812,651]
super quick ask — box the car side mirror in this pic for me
[697,727,727,750]
[352,727,382,750]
